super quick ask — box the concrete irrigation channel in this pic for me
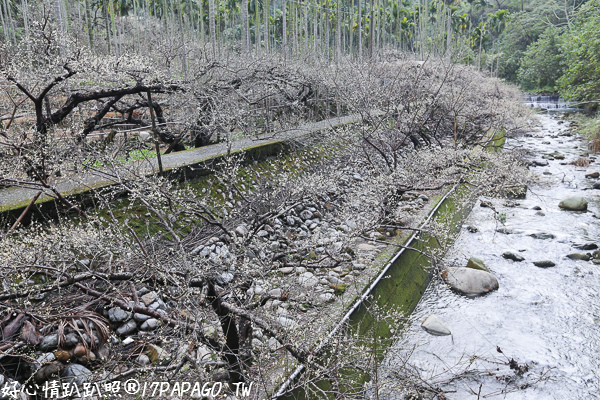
[0,113,364,225]
[274,131,508,398]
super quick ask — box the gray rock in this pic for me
[298,271,318,287]
[116,320,137,336]
[277,316,298,329]
[278,267,294,274]
[566,253,591,261]
[64,333,80,348]
[134,313,151,322]
[140,291,159,306]
[529,232,555,240]
[268,288,283,298]
[421,314,451,336]
[533,260,556,268]
[466,225,478,233]
[108,307,131,323]
[300,210,314,220]
[286,216,296,226]
[502,252,524,262]
[36,352,56,365]
[62,364,92,385]
[574,243,598,251]
[140,319,161,331]
[466,257,489,272]
[234,225,248,236]
[585,171,599,179]
[559,196,588,211]
[39,334,58,351]
[136,354,151,366]
[533,159,549,166]
[318,293,335,303]
[217,272,234,285]
[443,267,499,296]
[357,243,377,252]
[352,262,366,270]
[593,182,600,190]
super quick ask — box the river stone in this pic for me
[136,354,151,366]
[585,171,599,179]
[140,318,161,331]
[62,364,92,385]
[134,313,151,322]
[39,334,59,351]
[533,260,556,268]
[108,307,130,323]
[277,316,298,329]
[421,314,451,336]
[574,243,598,251]
[116,320,137,336]
[559,196,588,211]
[567,253,591,261]
[533,159,549,166]
[298,272,319,287]
[443,267,499,296]
[502,252,524,262]
[529,232,555,240]
[357,243,378,252]
[234,225,248,236]
[146,344,169,364]
[466,257,489,272]
[64,333,80,348]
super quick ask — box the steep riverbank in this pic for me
[376,113,600,399]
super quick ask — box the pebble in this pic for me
[39,334,58,351]
[134,313,151,322]
[502,252,525,262]
[421,314,451,336]
[136,354,151,366]
[108,307,131,323]
[116,320,137,336]
[62,364,92,385]
[566,253,591,261]
[533,260,556,268]
[140,319,161,331]
[140,291,159,306]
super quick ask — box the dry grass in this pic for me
[570,157,590,167]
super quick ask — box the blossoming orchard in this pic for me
[1,0,596,399]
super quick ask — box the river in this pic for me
[375,113,600,399]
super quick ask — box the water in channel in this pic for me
[376,113,600,399]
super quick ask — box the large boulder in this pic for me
[443,267,499,296]
[558,196,588,211]
[421,314,451,336]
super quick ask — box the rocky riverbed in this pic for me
[376,113,600,399]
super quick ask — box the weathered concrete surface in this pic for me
[0,114,363,215]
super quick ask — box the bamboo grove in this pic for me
[1,0,511,70]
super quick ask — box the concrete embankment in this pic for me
[0,114,363,223]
